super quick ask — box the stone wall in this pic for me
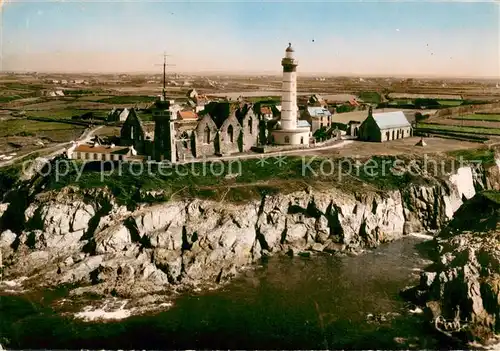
[272,129,310,145]
[241,111,259,151]
[194,115,218,157]
[218,114,242,155]
[380,127,412,142]
[435,102,500,118]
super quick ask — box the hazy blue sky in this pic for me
[1,0,499,77]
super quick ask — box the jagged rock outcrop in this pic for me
[405,192,500,344]
[0,162,498,300]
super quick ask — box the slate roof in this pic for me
[371,111,411,130]
[297,120,311,128]
[307,106,331,118]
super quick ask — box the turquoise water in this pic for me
[0,236,458,349]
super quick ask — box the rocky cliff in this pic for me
[404,191,500,345]
[0,159,498,302]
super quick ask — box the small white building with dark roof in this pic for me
[303,106,332,133]
[358,107,412,142]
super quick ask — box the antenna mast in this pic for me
[155,52,175,101]
[162,53,166,100]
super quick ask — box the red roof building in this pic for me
[177,110,199,120]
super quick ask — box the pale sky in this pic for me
[1,0,499,78]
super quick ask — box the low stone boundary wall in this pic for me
[251,144,310,154]
[251,138,342,154]
[436,102,500,118]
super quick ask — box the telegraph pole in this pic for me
[155,53,175,101]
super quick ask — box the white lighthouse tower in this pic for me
[272,43,310,145]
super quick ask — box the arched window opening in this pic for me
[300,136,304,144]
[248,118,253,134]
[181,132,189,148]
[285,136,290,144]
[228,125,234,143]
[204,126,211,144]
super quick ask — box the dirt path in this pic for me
[0,125,103,168]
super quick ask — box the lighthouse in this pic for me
[272,43,310,145]
[281,43,298,130]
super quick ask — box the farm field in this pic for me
[96,95,157,104]
[24,109,89,119]
[94,126,121,137]
[451,114,500,122]
[426,118,500,129]
[0,119,85,140]
[417,123,500,136]
[1,71,499,157]
[25,108,108,119]
[437,100,463,106]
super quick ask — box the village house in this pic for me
[67,137,137,162]
[107,108,130,123]
[177,110,198,121]
[68,143,135,161]
[358,107,412,142]
[186,88,209,112]
[302,106,332,134]
[348,120,362,137]
[308,94,327,108]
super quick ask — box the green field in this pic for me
[64,89,101,96]
[0,95,24,103]
[358,91,381,104]
[97,96,156,104]
[248,96,280,103]
[437,100,463,106]
[447,148,495,166]
[482,190,500,205]
[418,123,500,136]
[452,114,500,122]
[25,110,82,119]
[0,119,85,139]
[25,109,108,119]
[1,83,43,91]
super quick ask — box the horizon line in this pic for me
[1,69,499,81]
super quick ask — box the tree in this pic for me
[313,127,328,142]
[336,104,356,114]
